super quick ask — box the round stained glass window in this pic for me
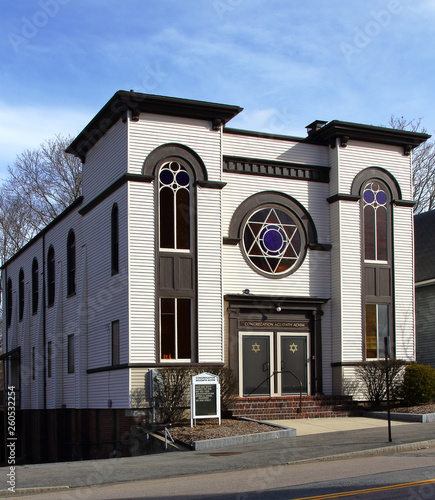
[242,207,305,276]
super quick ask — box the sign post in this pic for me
[190,372,221,427]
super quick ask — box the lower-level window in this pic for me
[160,298,191,360]
[67,334,75,373]
[365,304,389,359]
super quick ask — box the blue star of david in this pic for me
[245,208,299,273]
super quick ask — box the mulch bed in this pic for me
[166,418,277,446]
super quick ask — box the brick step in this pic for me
[229,396,362,420]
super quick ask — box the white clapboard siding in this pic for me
[222,173,331,297]
[222,174,331,248]
[83,119,128,202]
[83,187,129,378]
[129,114,222,181]
[223,132,329,166]
[321,301,333,395]
[197,188,224,362]
[393,206,415,361]
[128,182,156,363]
[338,201,363,362]
[88,370,130,409]
[338,141,412,199]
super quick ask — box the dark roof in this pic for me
[305,120,430,150]
[415,210,435,282]
[66,91,243,161]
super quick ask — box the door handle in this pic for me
[262,362,269,372]
[281,360,286,370]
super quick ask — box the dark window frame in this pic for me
[47,341,52,378]
[6,278,13,327]
[360,177,394,360]
[67,230,76,296]
[32,346,36,380]
[111,320,120,365]
[67,334,75,374]
[19,268,25,321]
[111,204,119,275]
[47,246,55,307]
[32,258,39,314]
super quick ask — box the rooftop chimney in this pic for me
[306,120,327,137]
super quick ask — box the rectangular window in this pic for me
[112,320,120,366]
[365,304,389,359]
[68,334,75,373]
[160,298,191,360]
[47,341,52,378]
[32,347,36,380]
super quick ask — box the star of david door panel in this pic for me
[278,334,309,394]
[241,334,272,396]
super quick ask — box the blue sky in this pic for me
[1,0,434,179]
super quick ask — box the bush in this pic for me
[150,365,238,423]
[355,359,406,406]
[401,364,435,405]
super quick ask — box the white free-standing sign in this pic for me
[190,372,221,427]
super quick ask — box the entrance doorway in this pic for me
[240,331,310,397]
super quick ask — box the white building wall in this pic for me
[128,181,156,363]
[82,119,128,202]
[223,133,329,166]
[337,141,412,199]
[197,187,223,362]
[84,185,129,408]
[393,206,415,361]
[129,114,222,181]
[221,173,331,297]
[88,370,130,409]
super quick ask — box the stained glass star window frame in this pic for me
[241,206,306,277]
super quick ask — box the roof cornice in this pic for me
[66,91,243,161]
[304,120,430,154]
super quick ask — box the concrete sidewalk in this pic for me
[1,419,434,497]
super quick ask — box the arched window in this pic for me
[360,178,392,359]
[158,161,191,250]
[111,204,119,275]
[363,181,388,262]
[6,278,12,327]
[32,258,39,314]
[67,231,76,296]
[19,269,24,321]
[47,246,55,306]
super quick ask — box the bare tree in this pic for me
[0,134,82,266]
[389,116,435,213]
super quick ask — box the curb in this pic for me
[193,427,296,451]
[0,486,69,497]
[286,439,435,465]
[363,411,435,423]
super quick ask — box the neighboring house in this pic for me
[1,91,428,461]
[415,209,435,368]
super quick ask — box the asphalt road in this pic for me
[11,447,435,499]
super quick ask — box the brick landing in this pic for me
[230,395,362,420]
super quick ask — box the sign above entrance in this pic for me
[240,321,309,329]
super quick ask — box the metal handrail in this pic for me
[247,370,303,413]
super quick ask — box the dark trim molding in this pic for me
[327,194,361,204]
[223,237,241,246]
[224,127,306,143]
[197,180,227,189]
[223,156,329,183]
[66,91,243,161]
[331,362,364,368]
[79,173,154,216]
[2,197,84,269]
[0,346,21,360]
[351,167,402,199]
[305,120,430,152]
[87,362,225,374]
[393,199,415,207]
[226,191,319,246]
[143,143,208,181]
